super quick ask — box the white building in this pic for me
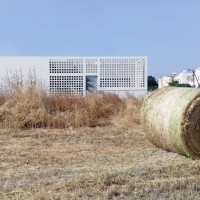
[176,69,193,85]
[158,76,173,88]
[158,69,195,88]
[0,56,147,97]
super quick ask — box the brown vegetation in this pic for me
[0,84,142,129]
[1,127,200,199]
[0,95,5,107]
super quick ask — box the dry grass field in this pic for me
[1,82,200,199]
[1,126,200,199]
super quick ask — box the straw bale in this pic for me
[141,87,200,158]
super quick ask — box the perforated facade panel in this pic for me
[86,58,98,74]
[48,57,147,96]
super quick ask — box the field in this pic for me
[1,83,200,199]
[1,126,200,199]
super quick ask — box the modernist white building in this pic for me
[0,56,147,97]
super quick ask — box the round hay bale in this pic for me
[141,87,200,158]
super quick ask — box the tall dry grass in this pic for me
[113,95,143,128]
[0,85,142,129]
[0,70,142,129]
[0,94,5,106]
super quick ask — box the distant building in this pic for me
[177,69,193,85]
[158,76,173,88]
[158,69,196,88]
[0,56,148,97]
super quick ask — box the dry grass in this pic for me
[0,84,141,129]
[0,126,200,199]
[0,70,142,129]
[113,95,143,128]
[0,94,5,106]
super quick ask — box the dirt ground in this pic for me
[1,126,200,199]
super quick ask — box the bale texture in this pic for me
[141,87,200,158]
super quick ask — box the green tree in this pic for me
[148,76,158,91]
[168,80,191,87]
[168,80,179,87]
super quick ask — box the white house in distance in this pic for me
[176,69,194,85]
[0,56,148,97]
[158,75,173,88]
[158,69,197,88]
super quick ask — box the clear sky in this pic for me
[0,0,200,78]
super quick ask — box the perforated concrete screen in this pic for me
[99,58,145,88]
[49,58,83,74]
[48,57,147,97]
[50,76,84,95]
[86,58,98,74]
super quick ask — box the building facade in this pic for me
[176,69,193,85]
[0,56,147,97]
[158,76,173,88]
[158,69,197,89]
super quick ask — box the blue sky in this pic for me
[0,0,200,78]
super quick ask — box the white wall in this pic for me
[158,76,172,88]
[0,56,49,86]
[178,70,193,84]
